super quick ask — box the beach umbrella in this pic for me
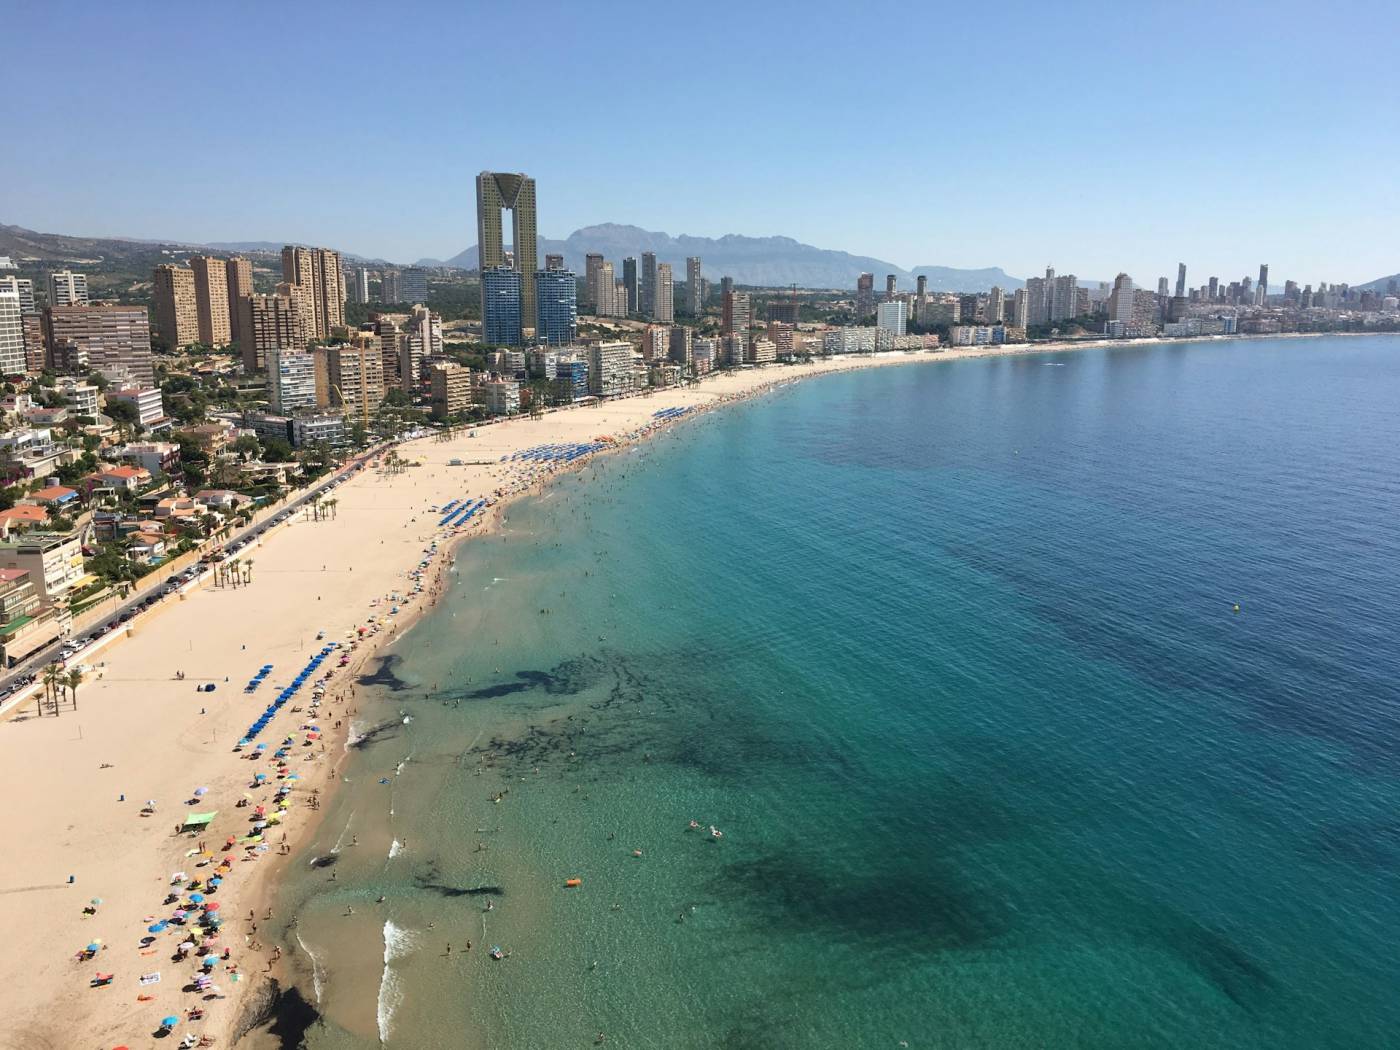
[193,787,208,796]
[86,942,100,952]
[189,893,205,903]
[203,954,219,965]
[161,1016,179,1028]
[90,897,103,906]
[254,773,267,782]
[147,921,167,933]
[255,743,267,751]
[173,909,188,919]
[206,900,222,911]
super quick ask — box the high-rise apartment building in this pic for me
[476,171,538,336]
[640,252,657,318]
[535,268,578,345]
[685,257,703,315]
[915,275,928,312]
[380,270,400,303]
[986,286,1005,324]
[0,276,36,315]
[722,290,751,334]
[544,254,565,271]
[281,246,344,340]
[401,267,429,303]
[1024,267,1079,326]
[1108,273,1135,322]
[585,254,606,311]
[622,258,638,315]
[1012,288,1030,328]
[877,299,907,336]
[482,266,524,346]
[47,270,89,307]
[329,341,386,420]
[655,263,674,324]
[152,264,200,349]
[43,305,153,384]
[1208,276,1219,300]
[189,256,232,346]
[885,274,898,301]
[1175,263,1187,299]
[669,325,693,366]
[266,347,319,414]
[586,341,634,397]
[429,362,473,419]
[856,273,875,319]
[226,256,253,344]
[0,286,24,376]
[239,290,307,372]
[1257,264,1269,303]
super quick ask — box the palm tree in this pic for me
[242,558,253,586]
[326,499,338,520]
[66,668,84,712]
[42,662,63,717]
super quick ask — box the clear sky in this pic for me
[8,0,1396,285]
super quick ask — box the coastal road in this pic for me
[0,441,392,714]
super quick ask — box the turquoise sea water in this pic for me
[277,335,1400,1049]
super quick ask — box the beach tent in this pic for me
[181,811,218,832]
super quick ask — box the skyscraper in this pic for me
[152,264,200,349]
[986,286,1005,324]
[281,246,344,340]
[685,257,703,315]
[381,270,401,303]
[226,256,253,345]
[190,256,232,346]
[1108,273,1135,322]
[0,285,23,376]
[1257,264,1269,303]
[545,254,565,271]
[856,273,874,319]
[1208,276,1219,300]
[47,270,89,307]
[885,274,898,301]
[584,254,605,311]
[1175,263,1187,299]
[535,268,578,345]
[655,263,674,324]
[722,290,750,334]
[640,252,657,318]
[239,289,307,372]
[622,258,638,315]
[482,266,523,346]
[915,275,928,312]
[476,171,538,334]
[1158,277,1170,297]
[596,262,618,317]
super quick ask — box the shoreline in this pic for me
[0,329,1384,1049]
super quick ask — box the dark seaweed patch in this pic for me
[358,653,409,691]
[348,720,399,750]
[416,881,506,898]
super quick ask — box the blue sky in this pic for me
[8,0,1396,285]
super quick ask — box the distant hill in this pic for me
[908,264,1024,292]
[0,223,386,269]
[441,223,1018,293]
[1358,272,1400,293]
[4,219,1028,293]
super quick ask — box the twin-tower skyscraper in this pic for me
[475,171,538,334]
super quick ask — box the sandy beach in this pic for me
[0,350,956,1050]
[0,330,1368,1049]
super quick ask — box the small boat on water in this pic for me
[489,946,504,960]
[708,826,723,840]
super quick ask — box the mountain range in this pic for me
[421,223,1023,292]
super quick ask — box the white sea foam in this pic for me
[388,838,402,860]
[295,929,324,1004]
[329,812,355,854]
[377,919,415,1045]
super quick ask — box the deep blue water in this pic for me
[288,336,1400,1049]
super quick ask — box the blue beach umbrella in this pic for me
[162,1015,180,1028]
[147,921,166,933]
[189,893,205,903]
